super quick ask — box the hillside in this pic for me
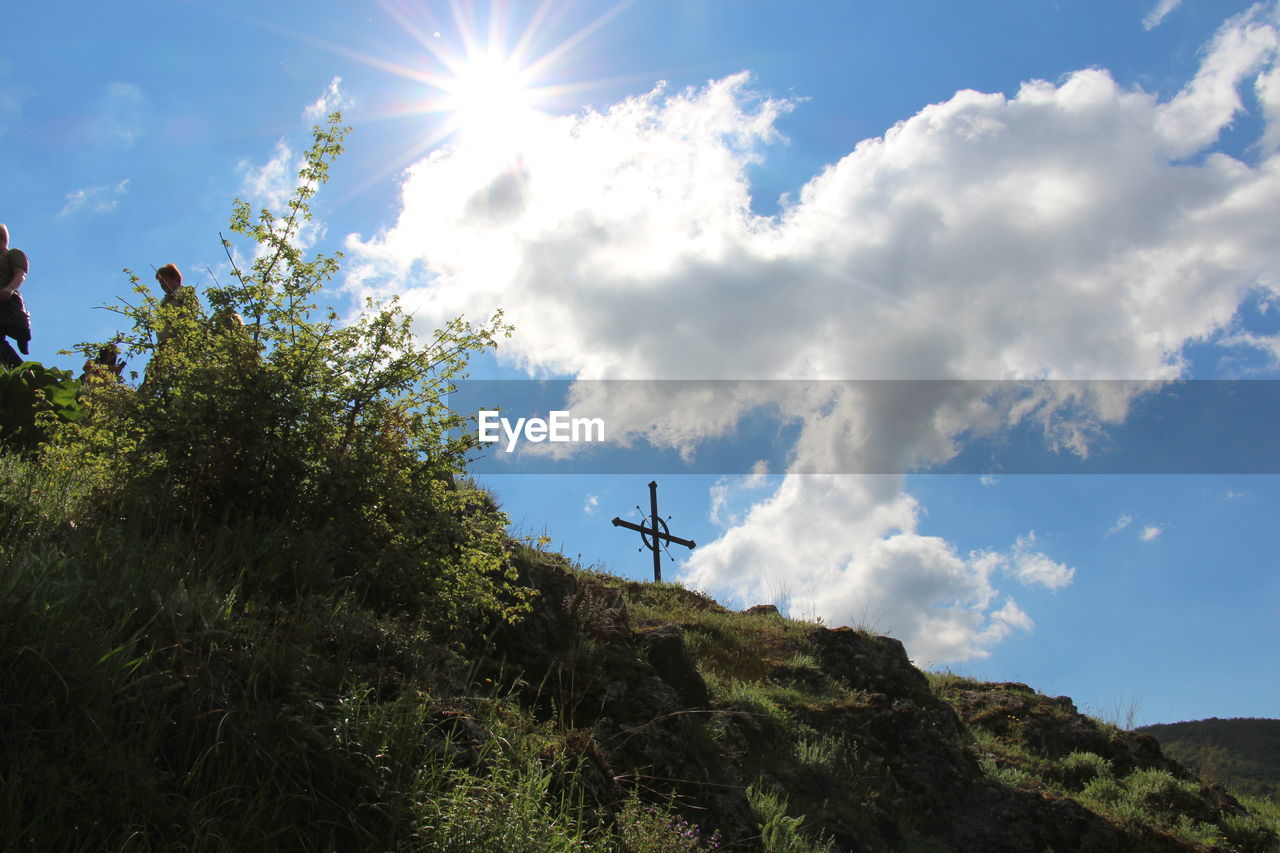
[3,443,1279,851]
[1138,719,1280,802]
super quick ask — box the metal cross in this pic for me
[611,480,696,582]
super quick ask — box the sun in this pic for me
[438,49,541,142]
[264,0,635,195]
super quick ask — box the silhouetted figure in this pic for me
[155,263,184,306]
[156,262,200,312]
[81,345,127,383]
[154,263,199,343]
[0,224,31,369]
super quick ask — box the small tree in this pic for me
[57,113,525,622]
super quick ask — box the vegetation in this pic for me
[3,114,1278,851]
[0,360,85,451]
[1139,719,1280,802]
[930,677,1279,852]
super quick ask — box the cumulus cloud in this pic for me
[583,494,599,515]
[680,475,1069,663]
[979,475,999,486]
[350,9,1280,388]
[1140,524,1164,541]
[1144,0,1183,31]
[346,5,1280,660]
[60,179,129,216]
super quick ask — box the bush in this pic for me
[0,361,85,452]
[1055,750,1110,791]
[49,112,524,625]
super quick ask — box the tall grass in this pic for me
[2,451,735,850]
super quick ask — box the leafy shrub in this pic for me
[1221,801,1280,851]
[1081,776,1126,806]
[1055,750,1110,791]
[49,113,523,624]
[0,362,85,451]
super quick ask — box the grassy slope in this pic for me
[3,451,1279,852]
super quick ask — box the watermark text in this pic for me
[478,410,605,452]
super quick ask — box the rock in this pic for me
[638,621,710,709]
[744,604,779,616]
[805,626,938,708]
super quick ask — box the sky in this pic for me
[5,0,1279,727]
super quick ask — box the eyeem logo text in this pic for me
[478,410,606,452]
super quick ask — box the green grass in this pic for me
[0,451,737,851]
[953,681,1280,852]
[747,785,834,853]
[7,444,1280,852]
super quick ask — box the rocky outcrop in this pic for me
[637,619,710,709]
[805,626,944,709]
[482,551,1272,852]
[491,551,759,847]
[943,681,1190,777]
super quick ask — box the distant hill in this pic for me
[1138,718,1280,801]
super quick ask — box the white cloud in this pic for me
[346,6,1280,661]
[1107,514,1134,536]
[1219,328,1280,367]
[682,475,1011,663]
[1144,0,1183,31]
[1258,58,1280,155]
[60,179,129,216]
[235,80,347,254]
[1009,532,1075,590]
[349,11,1280,390]
[708,478,733,527]
[1155,5,1279,155]
[583,494,599,515]
[240,140,297,212]
[709,464,774,527]
[304,76,351,120]
[979,475,999,486]
[681,475,1069,664]
[1140,524,1164,541]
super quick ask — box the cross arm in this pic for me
[611,517,697,549]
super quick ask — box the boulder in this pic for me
[637,620,710,709]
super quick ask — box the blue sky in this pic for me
[6,0,1280,726]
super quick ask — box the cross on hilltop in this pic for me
[611,480,696,582]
